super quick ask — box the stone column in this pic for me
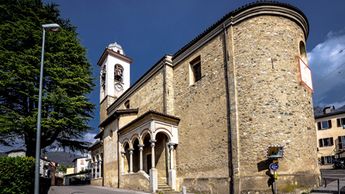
[169,144,175,169]
[168,143,176,190]
[138,144,144,171]
[99,157,102,178]
[121,151,125,175]
[94,158,98,179]
[91,162,94,179]
[129,148,134,173]
[150,140,156,168]
[149,140,157,192]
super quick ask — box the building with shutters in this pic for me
[315,106,345,167]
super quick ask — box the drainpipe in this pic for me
[222,23,235,194]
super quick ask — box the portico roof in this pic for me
[118,110,180,134]
[99,108,138,128]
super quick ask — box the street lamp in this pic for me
[34,23,60,194]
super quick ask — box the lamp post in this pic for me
[34,23,60,194]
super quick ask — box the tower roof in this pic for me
[108,42,124,55]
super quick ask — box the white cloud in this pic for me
[83,132,97,143]
[308,28,345,107]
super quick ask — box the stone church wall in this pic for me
[231,15,319,192]
[103,120,119,188]
[117,70,165,116]
[173,36,230,193]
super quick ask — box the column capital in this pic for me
[150,139,157,143]
[138,144,144,147]
[168,142,176,147]
[150,140,156,147]
[169,145,175,150]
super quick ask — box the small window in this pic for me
[189,56,201,84]
[125,100,130,109]
[299,41,308,64]
[337,118,345,128]
[317,120,332,130]
[320,155,335,165]
[338,136,345,150]
[319,137,334,147]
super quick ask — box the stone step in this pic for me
[158,187,171,190]
[157,185,172,192]
[161,191,180,194]
[158,184,169,187]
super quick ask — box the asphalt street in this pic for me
[311,169,345,194]
[49,170,345,194]
[48,185,150,194]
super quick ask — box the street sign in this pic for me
[269,162,279,171]
[267,146,284,158]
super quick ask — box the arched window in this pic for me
[114,64,124,83]
[299,41,307,64]
[101,65,106,89]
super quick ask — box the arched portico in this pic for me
[118,111,179,192]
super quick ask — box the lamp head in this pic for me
[42,23,61,32]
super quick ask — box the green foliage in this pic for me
[0,156,35,194]
[56,163,72,173]
[0,0,94,156]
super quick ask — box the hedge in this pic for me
[0,156,35,194]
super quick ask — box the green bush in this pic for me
[0,156,35,194]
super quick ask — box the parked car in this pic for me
[333,158,345,169]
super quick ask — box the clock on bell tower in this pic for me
[98,42,132,121]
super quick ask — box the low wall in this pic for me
[180,177,230,194]
[120,172,150,192]
[91,178,103,186]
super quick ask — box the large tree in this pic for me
[0,0,94,156]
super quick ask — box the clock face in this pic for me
[114,83,123,92]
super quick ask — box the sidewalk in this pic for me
[311,179,345,194]
[48,185,150,194]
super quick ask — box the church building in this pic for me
[89,1,320,193]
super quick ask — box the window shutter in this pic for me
[328,120,332,128]
[317,122,321,130]
[319,139,323,147]
[337,119,341,127]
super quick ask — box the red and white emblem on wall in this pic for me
[298,57,313,93]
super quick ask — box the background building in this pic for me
[90,1,320,193]
[73,157,90,173]
[315,106,345,167]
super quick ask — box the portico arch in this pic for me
[155,132,170,184]
[117,111,180,192]
[142,134,152,174]
[123,142,130,173]
[132,138,140,172]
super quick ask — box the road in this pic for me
[321,169,345,179]
[311,169,345,194]
[48,185,150,194]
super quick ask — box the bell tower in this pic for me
[98,42,132,122]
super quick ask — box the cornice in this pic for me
[97,48,132,66]
[173,1,309,65]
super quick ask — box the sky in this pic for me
[41,0,345,143]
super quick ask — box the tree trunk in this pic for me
[25,134,36,157]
